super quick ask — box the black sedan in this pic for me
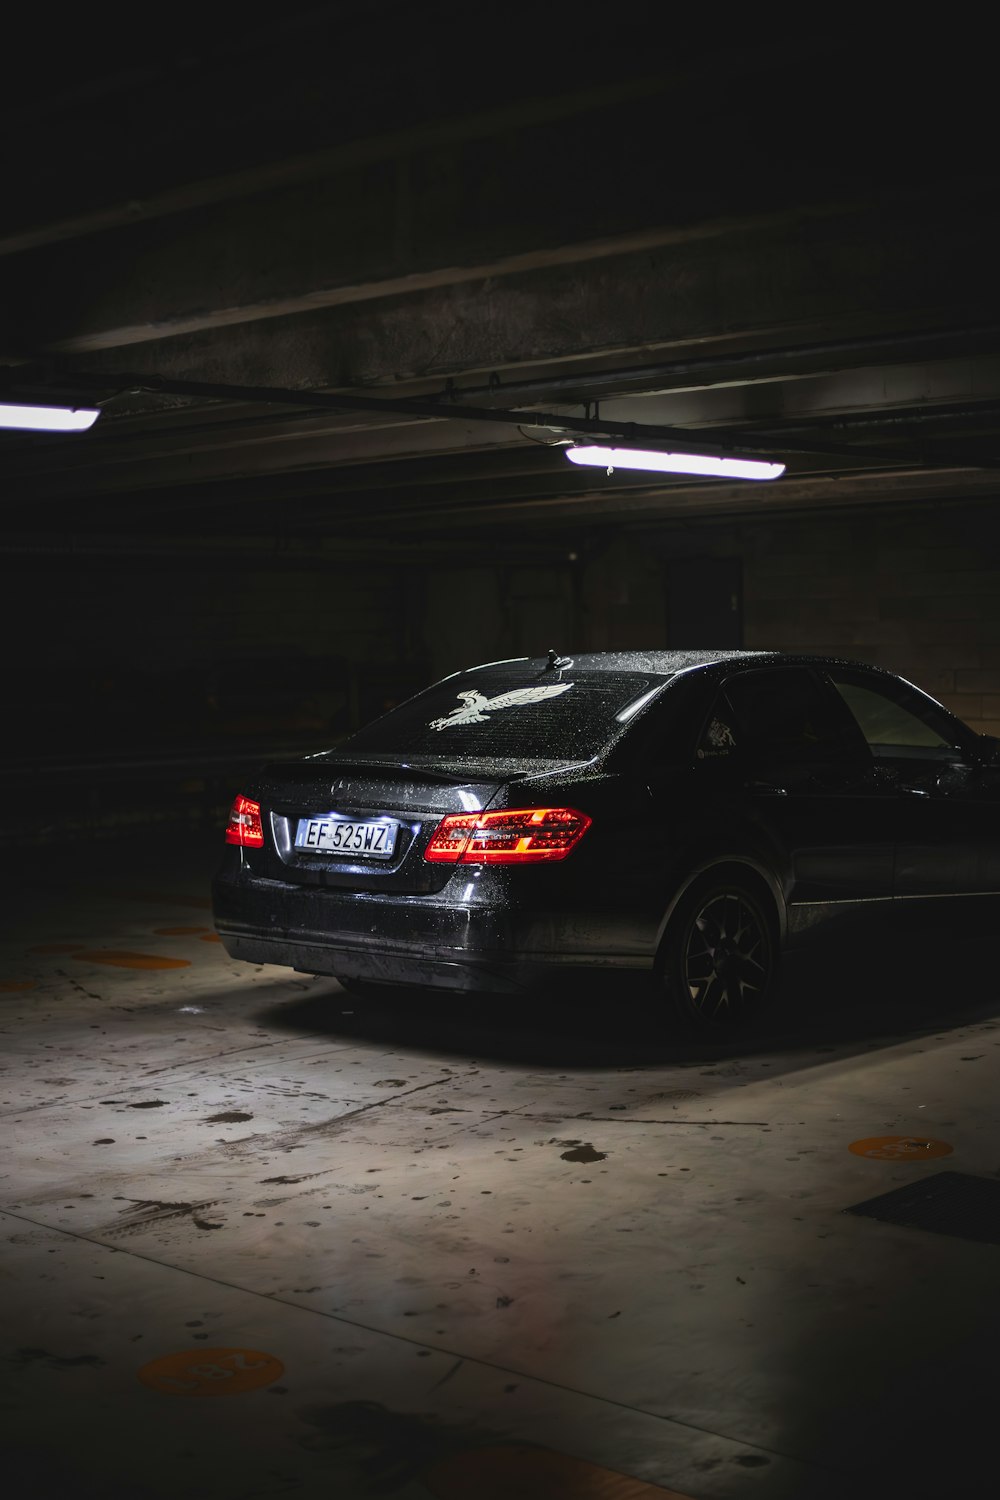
[212,649,1000,1034]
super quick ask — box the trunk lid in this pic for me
[249,754,582,894]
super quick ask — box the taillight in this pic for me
[225,794,264,848]
[425,807,591,864]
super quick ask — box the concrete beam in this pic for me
[379,467,1000,532]
[0,73,677,258]
[16,188,996,400]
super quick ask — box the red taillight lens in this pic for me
[225,794,264,848]
[423,812,480,862]
[425,807,591,864]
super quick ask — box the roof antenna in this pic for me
[545,648,573,669]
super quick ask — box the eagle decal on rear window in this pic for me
[428,683,574,731]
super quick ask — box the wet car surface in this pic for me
[212,649,1000,1033]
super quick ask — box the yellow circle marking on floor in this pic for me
[423,1445,696,1499]
[137,1348,283,1396]
[0,979,36,991]
[71,950,192,970]
[849,1134,953,1160]
[153,926,210,936]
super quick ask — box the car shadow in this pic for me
[250,926,1000,1073]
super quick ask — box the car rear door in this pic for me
[701,665,897,909]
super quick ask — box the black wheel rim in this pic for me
[682,891,769,1022]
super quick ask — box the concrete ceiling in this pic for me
[3,7,1000,550]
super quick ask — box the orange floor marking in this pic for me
[153,926,210,936]
[71,950,192,971]
[0,980,36,991]
[423,1445,695,1499]
[200,933,223,943]
[138,1347,283,1396]
[849,1134,953,1160]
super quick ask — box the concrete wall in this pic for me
[5,549,579,760]
[743,511,1000,735]
[624,498,1000,737]
[9,496,1000,768]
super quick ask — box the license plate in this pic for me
[295,815,398,859]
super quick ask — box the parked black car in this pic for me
[212,649,1000,1033]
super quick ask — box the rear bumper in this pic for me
[212,863,648,994]
[217,930,532,993]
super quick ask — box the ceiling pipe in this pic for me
[6,364,1000,470]
[0,367,803,457]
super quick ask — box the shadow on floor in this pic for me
[250,928,1000,1073]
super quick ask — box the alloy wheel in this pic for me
[681,889,771,1024]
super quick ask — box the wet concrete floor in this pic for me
[2,830,999,1498]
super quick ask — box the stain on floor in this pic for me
[296,1400,500,1485]
[70,950,192,971]
[107,1199,222,1235]
[556,1141,608,1163]
[294,1405,690,1499]
[11,1348,106,1369]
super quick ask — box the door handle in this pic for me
[899,784,932,799]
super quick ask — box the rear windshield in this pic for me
[343,668,663,762]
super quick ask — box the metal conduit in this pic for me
[8,345,1000,469]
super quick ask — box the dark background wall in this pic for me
[581,501,1000,738]
[7,494,1000,778]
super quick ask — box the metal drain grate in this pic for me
[845,1170,1000,1246]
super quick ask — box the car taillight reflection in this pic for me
[425,807,591,864]
[225,794,264,848]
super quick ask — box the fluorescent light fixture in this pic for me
[565,444,785,481]
[0,402,101,432]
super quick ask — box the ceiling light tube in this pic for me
[565,444,785,481]
[0,402,101,432]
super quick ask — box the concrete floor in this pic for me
[2,831,999,1500]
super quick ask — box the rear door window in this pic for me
[701,667,871,769]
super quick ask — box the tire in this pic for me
[659,876,778,1036]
